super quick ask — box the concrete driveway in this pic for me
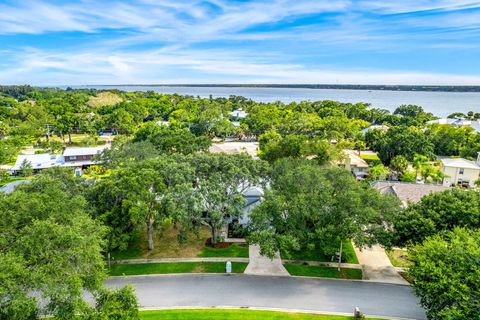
[355,245,409,285]
[106,274,426,319]
[244,244,289,276]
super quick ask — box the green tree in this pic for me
[0,174,106,318]
[248,160,400,258]
[408,228,480,320]
[389,155,409,175]
[100,138,160,168]
[393,189,480,246]
[371,126,434,165]
[134,122,211,155]
[89,156,194,250]
[412,153,429,178]
[393,105,434,126]
[19,158,33,177]
[368,163,389,180]
[0,253,38,320]
[259,132,339,164]
[188,153,268,244]
[89,286,139,320]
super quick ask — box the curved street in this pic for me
[106,274,426,320]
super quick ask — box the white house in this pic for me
[440,153,480,188]
[223,185,263,239]
[427,118,480,133]
[360,124,389,134]
[10,145,108,174]
[229,109,248,119]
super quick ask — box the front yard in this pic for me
[111,226,248,260]
[386,249,410,268]
[282,240,359,264]
[140,309,385,320]
[110,261,248,276]
[284,264,362,280]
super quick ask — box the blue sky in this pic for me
[1,0,480,85]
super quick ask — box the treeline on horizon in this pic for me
[85,83,480,92]
[1,84,480,168]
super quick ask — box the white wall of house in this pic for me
[442,166,480,188]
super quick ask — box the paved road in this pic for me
[106,274,426,319]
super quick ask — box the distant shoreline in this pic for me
[74,84,480,93]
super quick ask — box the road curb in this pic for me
[109,272,413,286]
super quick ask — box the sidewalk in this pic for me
[354,245,409,285]
[244,245,290,276]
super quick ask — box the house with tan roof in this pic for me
[341,150,369,180]
[372,181,450,207]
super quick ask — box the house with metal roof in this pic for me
[360,124,389,134]
[10,145,108,174]
[229,109,248,120]
[427,118,480,133]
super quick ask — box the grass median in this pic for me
[284,264,362,280]
[140,309,385,320]
[110,261,248,276]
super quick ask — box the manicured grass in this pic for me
[198,243,249,258]
[360,154,380,161]
[284,264,363,280]
[110,262,248,276]
[140,309,385,320]
[386,249,410,268]
[282,240,359,264]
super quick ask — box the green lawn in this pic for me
[360,154,380,161]
[198,244,249,258]
[284,264,363,280]
[386,249,410,268]
[140,309,384,320]
[110,262,248,276]
[282,240,359,264]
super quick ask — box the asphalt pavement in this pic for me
[106,274,426,319]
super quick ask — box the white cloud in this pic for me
[1,0,480,85]
[2,46,480,85]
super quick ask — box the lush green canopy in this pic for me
[409,228,480,320]
[248,160,400,258]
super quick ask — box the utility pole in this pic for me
[338,240,343,271]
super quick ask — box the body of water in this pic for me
[76,86,480,117]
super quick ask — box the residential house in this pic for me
[360,124,389,134]
[372,181,450,207]
[209,141,259,159]
[427,118,480,133]
[229,109,248,120]
[223,186,264,239]
[10,145,108,175]
[440,153,480,188]
[341,150,369,180]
